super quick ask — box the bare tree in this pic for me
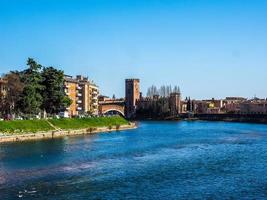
[147,85,158,98]
[0,72,24,117]
[147,84,181,98]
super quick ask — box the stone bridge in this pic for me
[99,100,125,116]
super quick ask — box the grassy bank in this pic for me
[48,116,128,130]
[0,120,52,133]
[0,116,129,134]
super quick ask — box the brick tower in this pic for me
[169,89,181,116]
[125,79,140,119]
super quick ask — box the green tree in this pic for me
[41,66,72,115]
[19,58,43,115]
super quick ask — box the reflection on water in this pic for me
[1,121,267,199]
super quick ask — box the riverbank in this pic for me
[193,114,267,124]
[0,123,136,143]
[0,116,136,143]
[136,114,267,124]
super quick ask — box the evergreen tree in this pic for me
[41,66,72,115]
[19,58,43,115]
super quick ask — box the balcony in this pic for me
[77,107,82,111]
[77,100,82,104]
[77,86,82,90]
[77,93,82,97]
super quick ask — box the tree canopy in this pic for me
[41,67,72,114]
[18,58,43,114]
[0,58,71,118]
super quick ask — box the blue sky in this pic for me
[0,0,267,99]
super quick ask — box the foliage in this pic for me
[41,67,72,114]
[18,58,43,114]
[0,58,72,117]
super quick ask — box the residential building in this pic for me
[240,99,267,114]
[193,98,224,114]
[225,97,247,102]
[64,75,99,117]
[64,75,79,117]
[89,83,99,115]
[223,97,247,113]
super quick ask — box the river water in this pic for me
[1,121,267,199]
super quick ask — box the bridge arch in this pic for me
[103,109,125,116]
[98,100,125,117]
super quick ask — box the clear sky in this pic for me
[0,0,267,99]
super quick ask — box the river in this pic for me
[1,121,267,199]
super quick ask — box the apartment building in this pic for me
[64,75,99,117]
[89,83,99,115]
[64,75,79,116]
